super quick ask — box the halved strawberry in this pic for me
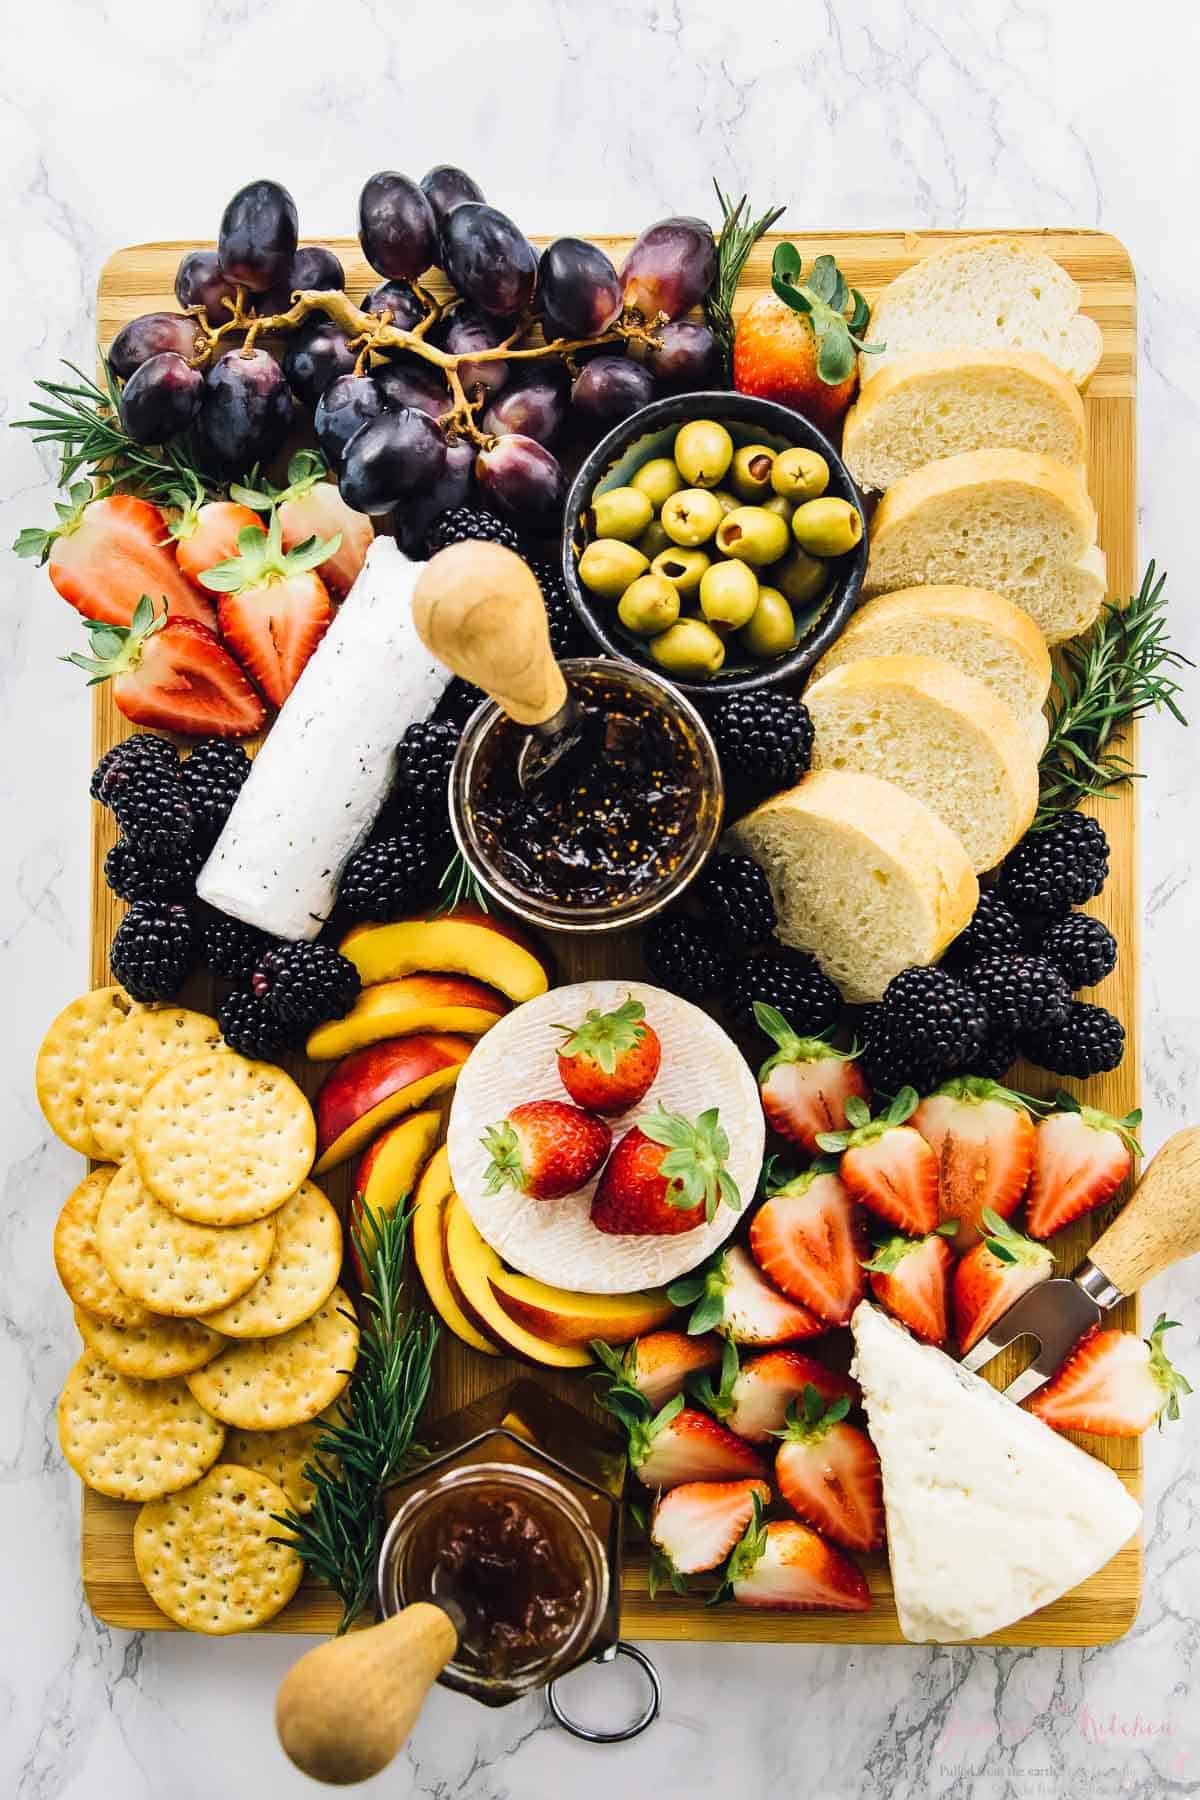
[168,485,265,588]
[590,1331,725,1412]
[65,596,267,738]
[233,451,373,599]
[818,1089,938,1236]
[618,1394,768,1489]
[647,1478,772,1592]
[750,1165,866,1325]
[481,1099,610,1201]
[555,996,662,1116]
[17,488,215,628]
[693,1338,860,1443]
[912,1078,1036,1249]
[668,1245,823,1346]
[772,1386,884,1552]
[952,1209,1054,1353]
[753,1003,869,1153]
[590,1105,740,1237]
[722,1507,871,1612]
[199,509,338,707]
[1027,1315,1192,1437]
[1025,1094,1141,1239]
[862,1228,955,1345]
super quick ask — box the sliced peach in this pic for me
[487,1266,675,1347]
[340,909,549,1005]
[348,1108,444,1285]
[443,1197,591,1369]
[411,1147,501,1356]
[315,1035,471,1173]
[307,974,509,1060]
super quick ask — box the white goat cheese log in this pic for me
[196,537,451,940]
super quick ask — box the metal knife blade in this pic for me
[960,1260,1123,1401]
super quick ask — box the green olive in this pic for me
[715,505,791,568]
[738,587,796,658]
[771,545,829,607]
[579,538,650,599]
[651,546,710,597]
[730,443,777,500]
[791,496,864,557]
[673,419,733,488]
[761,494,794,523]
[618,574,680,637]
[636,518,673,559]
[772,446,830,502]
[711,487,740,516]
[649,618,727,678]
[591,485,654,541]
[699,558,759,628]
[630,457,685,508]
[660,487,724,547]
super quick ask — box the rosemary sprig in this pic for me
[435,847,490,915]
[274,1201,438,1633]
[706,182,786,380]
[1035,561,1191,827]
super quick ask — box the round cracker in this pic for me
[96,1161,276,1318]
[187,1287,358,1430]
[37,987,134,1156]
[75,1306,225,1380]
[54,1166,157,1329]
[199,1182,343,1339]
[135,1053,315,1227]
[58,1350,225,1501]
[222,1404,342,1514]
[134,1464,303,1634]
[86,1005,225,1161]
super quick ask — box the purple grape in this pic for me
[439,204,537,318]
[539,238,621,339]
[359,172,437,280]
[620,217,717,321]
[174,250,240,327]
[197,348,293,473]
[420,165,484,227]
[282,320,357,408]
[396,437,475,557]
[442,306,511,398]
[119,352,204,444]
[375,356,450,419]
[363,280,424,330]
[481,365,568,446]
[109,313,203,381]
[314,374,386,471]
[642,319,722,392]
[339,409,447,515]
[256,244,347,315]
[218,180,299,294]
[570,354,655,430]
[475,434,564,526]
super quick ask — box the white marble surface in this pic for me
[3,2,1200,1794]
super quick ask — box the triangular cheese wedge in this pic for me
[851,1302,1141,1642]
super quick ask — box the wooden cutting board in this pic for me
[82,229,1140,1644]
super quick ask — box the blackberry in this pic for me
[109,900,196,1002]
[197,904,274,983]
[528,559,585,659]
[252,941,361,1029]
[90,734,178,802]
[340,832,435,922]
[643,914,732,1002]
[101,743,193,857]
[960,954,1071,1035]
[941,890,1025,975]
[999,813,1109,921]
[1038,913,1119,991]
[180,739,252,843]
[860,1006,946,1097]
[867,967,990,1095]
[696,855,777,949]
[424,507,521,557]
[218,989,304,1060]
[104,837,202,903]
[394,720,459,835]
[436,678,488,733]
[725,952,842,1037]
[707,693,814,805]
[1022,1001,1125,1078]
[955,1025,1021,1084]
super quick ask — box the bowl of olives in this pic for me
[561,391,868,694]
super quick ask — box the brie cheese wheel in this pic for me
[196,538,450,941]
[851,1303,1141,1643]
[447,981,763,1294]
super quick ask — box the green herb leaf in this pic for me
[815,320,855,385]
[705,184,787,383]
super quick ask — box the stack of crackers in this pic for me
[38,987,360,1634]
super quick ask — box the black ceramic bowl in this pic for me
[560,390,868,698]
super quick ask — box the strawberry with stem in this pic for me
[691,1337,859,1443]
[600,1387,767,1490]
[750,1159,866,1325]
[732,245,884,435]
[952,1208,1054,1354]
[912,1077,1038,1250]
[1025,1091,1142,1240]
[16,485,215,628]
[590,1104,740,1237]
[554,996,662,1116]
[65,594,266,738]
[712,1494,871,1612]
[862,1225,957,1345]
[481,1100,611,1201]
[1027,1314,1192,1437]
[590,1331,725,1412]
[636,1478,772,1596]
[753,1002,868,1153]
[772,1385,884,1552]
[165,471,265,589]
[232,450,373,600]
[668,1244,823,1345]
[818,1087,938,1236]
[198,508,341,707]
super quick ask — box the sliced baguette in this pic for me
[862,237,1102,386]
[862,448,1106,644]
[804,654,1038,872]
[842,348,1086,492]
[728,770,978,1004]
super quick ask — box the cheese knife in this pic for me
[961,1126,1200,1401]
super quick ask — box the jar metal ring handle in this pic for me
[546,1641,662,1743]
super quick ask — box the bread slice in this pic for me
[727,770,978,1004]
[842,349,1086,492]
[862,448,1106,644]
[862,238,1102,386]
[804,654,1038,872]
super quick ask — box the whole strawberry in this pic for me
[591,1104,740,1237]
[555,996,662,1116]
[733,247,882,437]
[481,1099,611,1201]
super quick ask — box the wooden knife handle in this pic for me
[412,540,569,727]
[1090,1128,1200,1297]
[275,1603,457,1786]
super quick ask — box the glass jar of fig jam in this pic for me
[449,657,723,933]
